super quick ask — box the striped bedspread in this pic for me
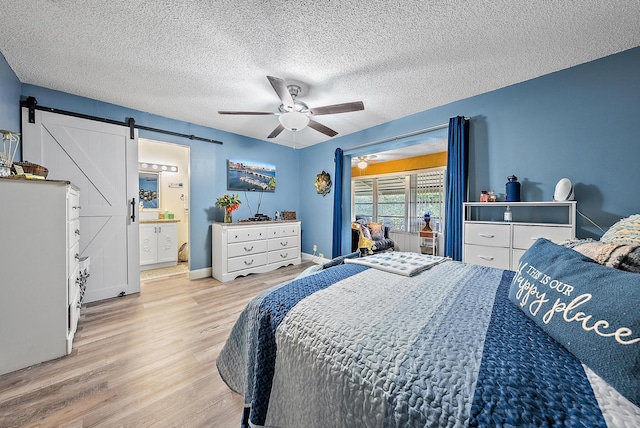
[217,260,640,427]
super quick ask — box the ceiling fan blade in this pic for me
[267,76,295,110]
[267,124,285,138]
[308,119,338,137]
[218,111,276,115]
[309,101,364,116]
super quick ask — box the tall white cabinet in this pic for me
[0,178,83,375]
[212,220,301,282]
[463,202,576,270]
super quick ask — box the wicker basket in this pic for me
[282,211,296,220]
[12,161,49,178]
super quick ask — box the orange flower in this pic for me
[215,194,242,212]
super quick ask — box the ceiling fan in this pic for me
[218,76,364,139]
[355,155,377,169]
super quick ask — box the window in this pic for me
[376,175,407,230]
[352,168,445,233]
[353,178,374,219]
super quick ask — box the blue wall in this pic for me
[15,84,300,271]
[1,47,639,267]
[298,47,640,255]
[0,52,20,133]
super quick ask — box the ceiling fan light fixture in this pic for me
[357,160,368,169]
[279,111,309,131]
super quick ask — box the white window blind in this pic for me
[410,169,445,233]
[352,168,445,233]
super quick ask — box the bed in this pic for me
[217,237,640,427]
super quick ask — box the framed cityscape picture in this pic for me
[227,158,276,192]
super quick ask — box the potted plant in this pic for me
[215,193,242,223]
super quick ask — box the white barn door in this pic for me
[22,108,140,303]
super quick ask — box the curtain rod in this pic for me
[20,97,223,145]
[343,117,469,154]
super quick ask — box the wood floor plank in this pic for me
[0,262,314,427]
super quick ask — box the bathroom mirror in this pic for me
[139,172,160,209]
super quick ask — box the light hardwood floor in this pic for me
[0,262,314,427]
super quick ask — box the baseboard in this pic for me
[188,267,212,280]
[301,252,329,264]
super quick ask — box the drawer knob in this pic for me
[280,253,288,258]
[244,246,254,252]
[280,241,288,246]
[244,259,254,266]
[75,253,80,260]
[75,229,80,235]
[479,234,495,238]
[479,255,494,261]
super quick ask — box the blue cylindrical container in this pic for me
[506,175,521,202]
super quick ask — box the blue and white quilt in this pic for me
[217,258,640,427]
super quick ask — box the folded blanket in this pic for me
[563,238,640,272]
[620,247,640,273]
[344,251,449,276]
[571,241,635,267]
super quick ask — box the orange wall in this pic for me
[352,152,447,177]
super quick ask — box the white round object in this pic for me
[279,111,309,131]
[553,178,574,201]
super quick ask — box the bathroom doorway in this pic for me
[138,139,190,281]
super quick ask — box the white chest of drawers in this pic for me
[463,202,576,270]
[212,220,301,282]
[0,178,82,375]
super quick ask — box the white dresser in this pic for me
[140,220,179,270]
[212,220,301,282]
[463,202,576,270]
[0,178,84,375]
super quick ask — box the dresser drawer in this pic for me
[227,252,267,273]
[464,244,510,269]
[226,227,266,243]
[464,223,511,247]
[68,241,80,275]
[68,219,80,248]
[228,240,267,258]
[68,265,79,304]
[512,225,573,250]
[67,189,80,220]
[268,236,297,251]
[268,247,299,264]
[512,248,527,270]
[268,224,300,238]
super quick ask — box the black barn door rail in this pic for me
[21,96,223,145]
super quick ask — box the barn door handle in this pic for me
[130,198,136,222]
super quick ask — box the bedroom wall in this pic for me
[0,52,20,137]
[9,83,300,273]
[352,152,447,177]
[299,46,640,256]
[1,48,639,265]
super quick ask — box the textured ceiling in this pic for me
[1,1,639,149]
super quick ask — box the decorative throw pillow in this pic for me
[367,222,384,240]
[360,224,372,240]
[509,238,640,407]
[601,214,640,245]
[569,241,636,269]
[322,251,361,269]
[295,264,323,279]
